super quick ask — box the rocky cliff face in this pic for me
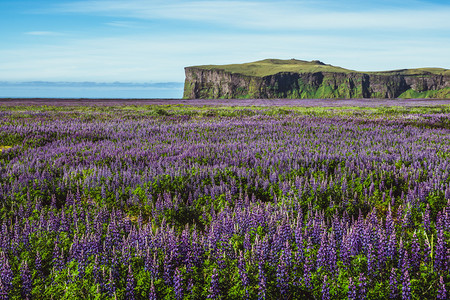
[183,67,450,99]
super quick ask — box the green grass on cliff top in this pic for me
[189,59,450,77]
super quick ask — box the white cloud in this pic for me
[0,32,449,82]
[53,0,450,30]
[105,21,138,28]
[25,31,63,36]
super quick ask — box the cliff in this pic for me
[183,59,450,99]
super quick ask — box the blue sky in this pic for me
[1,0,449,83]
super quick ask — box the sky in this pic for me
[0,0,449,85]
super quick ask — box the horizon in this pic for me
[1,0,450,98]
[0,81,184,99]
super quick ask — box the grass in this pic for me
[3,103,450,119]
[188,58,450,77]
[0,145,12,152]
[190,59,356,77]
[372,67,450,76]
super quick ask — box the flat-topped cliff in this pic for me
[183,59,450,99]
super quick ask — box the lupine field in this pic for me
[0,104,449,299]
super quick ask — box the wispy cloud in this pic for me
[1,32,449,82]
[25,31,63,36]
[53,0,450,30]
[105,21,138,28]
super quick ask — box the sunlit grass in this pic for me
[0,145,11,152]
[188,58,450,77]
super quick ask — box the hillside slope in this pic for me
[183,59,450,99]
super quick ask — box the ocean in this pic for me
[0,82,184,99]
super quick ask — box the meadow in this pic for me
[0,103,449,299]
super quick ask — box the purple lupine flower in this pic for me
[423,236,432,264]
[0,279,8,300]
[256,235,269,265]
[173,268,183,300]
[446,249,450,270]
[445,200,450,231]
[281,241,293,270]
[402,208,411,231]
[0,254,13,297]
[0,223,8,252]
[387,230,396,260]
[66,191,74,207]
[125,265,136,300]
[99,267,107,294]
[22,220,31,249]
[186,278,194,298]
[149,253,159,281]
[385,207,394,236]
[397,205,404,223]
[50,194,57,210]
[149,280,157,300]
[361,224,372,257]
[294,217,304,253]
[402,270,411,300]
[398,239,405,269]
[271,232,283,265]
[52,244,64,271]
[163,251,174,286]
[389,268,398,299]
[77,260,86,281]
[207,268,220,299]
[436,211,444,233]
[292,251,302,288]
[411,233,421,272]
[92,256,101,285]
[401,251,410,275]
[367,244,375,277]
[332,213,343,247]
[258,262,266,300]
[276,259,289,296]
[435,229,446,273]
[322,275,330,300]
[238,252,249,288]
[59,209,70,233]
[216,249,227,272]
[358,273,367,300]
[437,275,447,300]
[20,261,32,299]
[35,251,42,275]
[75,188,81,206]
[327,233,337,275]
[348,277,357,300]
[303,239,313,289]
[238,251,250,299]
[312,211,325,244]
[377,229,387,271]
[106,269,116,297]
[423,204,430,231]
[445,199,450,229]
[340,236,351,268]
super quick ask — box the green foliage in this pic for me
[399,87,450,99]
